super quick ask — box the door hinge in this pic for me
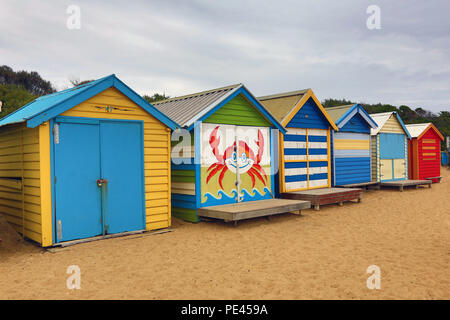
[56,220,62,240]
[53,124,60,144]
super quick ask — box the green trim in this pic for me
[204,94,271,127]
[172,207,199,223]
[171,170,195,183]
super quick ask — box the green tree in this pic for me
[0,83,36,118]
[143,93,170,104]
[0,65,55,96]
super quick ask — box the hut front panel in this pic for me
[283,128,329,191]
[333,132,371,185]
[199,123,272,207]
[418,129,441,180]
[378,132,407,181]
[0,123,42,243]
[60,87,171,231]
[282,98,331,191]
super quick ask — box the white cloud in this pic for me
[0,0,449,111]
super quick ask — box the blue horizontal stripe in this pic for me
[284,134,306,142]
[284,148,307,155]
[334,157,371,185]
[171,194,196,202]
[172,163,195,171]
[309,173,328,180]
[309,148,328,155]
[172,157,194,164]
[309,161,328,168]
[334,132,369,140]
[308,135,327,142]
[285,174,308,182]
[334,149,370,157]
[171,200,196,210]
[285,161,307,169]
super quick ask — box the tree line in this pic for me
[0,65,448,143]
[323,98,450,140]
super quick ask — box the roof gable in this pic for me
[259,89,338,130]
[0,74,178,130]
[286,97,331,129]
[369,111,411,138]
[203,93,271,127]
[154,84,285,132]
[406,123,444,140]
[327,104,378,131]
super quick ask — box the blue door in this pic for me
[54,117,145,243]
[100,121,145,234]
[379,133,407,181]
[54,121,103,242]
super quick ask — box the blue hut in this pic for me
[326,104,378,186]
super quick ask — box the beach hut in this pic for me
[406,123,444,183]
[326,104,378,187]
[258,89,338,193]
[369,111,411,182]
[153,84,299,223]
[0,74,178,246]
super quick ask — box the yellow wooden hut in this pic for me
[0,75,178,246]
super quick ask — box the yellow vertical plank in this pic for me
[167,128,171,227]
[39,122,53,246]
[327,128,331,188]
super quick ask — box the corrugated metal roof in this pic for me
[325,105,354,123]
[152,84,241,127]
[0,74,179,130]
[258,89,309,123]
[0,75,111,127]
[405,123,430,138]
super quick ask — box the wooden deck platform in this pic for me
[338,181,380,190]
[380,179,432,191]
[197,199,311,225]
[282,187,363,211]
[426,176,442,183]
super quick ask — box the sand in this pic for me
[0,168,449,300]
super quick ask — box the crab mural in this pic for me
[206,125,268,190]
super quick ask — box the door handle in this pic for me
[96,179,108,187]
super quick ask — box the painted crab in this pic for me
[206,126,268,190]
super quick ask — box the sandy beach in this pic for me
[0,168,449,300]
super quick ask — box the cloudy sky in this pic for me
[1,0,449,112]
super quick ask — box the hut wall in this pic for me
[0,123,42,243]
[60,87,171,231]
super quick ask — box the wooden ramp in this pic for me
[380,179,432,191]
[282,188,363,211]
[338,181,380,190]
[197,199,311,225]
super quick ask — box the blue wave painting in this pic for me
[202,189,238,206]
[240,187,272,202]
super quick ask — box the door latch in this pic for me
[96,179,108,187]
